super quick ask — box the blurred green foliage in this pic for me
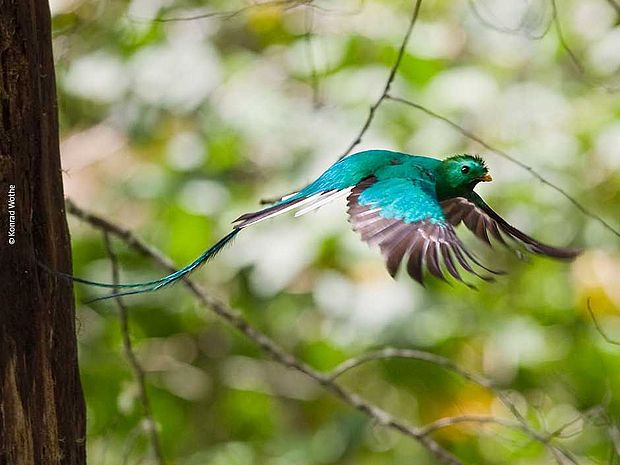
[53,0,620,463]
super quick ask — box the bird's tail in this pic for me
[47,188,346,302]
[42,229,241,302]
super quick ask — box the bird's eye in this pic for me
[461,166,470,174]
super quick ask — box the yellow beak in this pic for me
[480,174,493,182]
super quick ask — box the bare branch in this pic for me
[141,0,313,23]
[418,414,512,437]
[102,233,167,465]
[550,0,620,93]
[339,0,423,159]
[470,0,614,88]
[385,94,620,239]
[66,199,463,465]
[328,348,521,422]
[467,0,553,40]
[573,402,620,463]
[548,413,585,440]
[418,414,563,443]
[328,347,579,465]
[121,424,144,465]
[304,8,322,109]
[550,0,585,75]
[605,0,620,15]
[608,420,620,463]
[587,297,620,346]
[417,414,582,465]
[469,0,618,93]
[329,347,493,387]
[309,0,367,16]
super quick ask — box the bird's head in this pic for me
[436,154,492,199]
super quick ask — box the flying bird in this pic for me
[68,150,580,300]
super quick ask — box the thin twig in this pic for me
[467,0,553,40]
[594,405,620,465]
[416,414,573,446]
[467,0,618,92]
[120,424,144,465]
[304,8,322,109]
[385,94,620,239]
[587,298,620,346]
[307,0,367,16]
[142,0,312,23]
[547,413,585,440]
[550,0,585,74]
[67,199,463,465]
[471,0,616,90]
[605,0,620,15]
[102,232,166,465]
[608,420,620,463]
[339,0,423,159]
[328,347,578,465]
[329,348,519,420]
[550,0,619,92]
[418,414,513,436]
[416,412,581,465]
[329,347,493,387]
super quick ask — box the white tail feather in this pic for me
[239,188,351,229]
[294,188,352,217]
[239,194,322,228]
[280,191,300,201]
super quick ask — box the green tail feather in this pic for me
[42,229,241,302]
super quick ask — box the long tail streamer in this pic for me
[42,229,241,302]
[42,189,344,302]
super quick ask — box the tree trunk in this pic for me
[0,1,86,465]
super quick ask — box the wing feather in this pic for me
[406,236,426,284]
[441,196,580,259]
[347,177,498,285]
[425,241,447,282]
[384,234,415,277]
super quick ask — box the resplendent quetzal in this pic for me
[70,150,580,299]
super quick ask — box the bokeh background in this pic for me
[51,0,620,463]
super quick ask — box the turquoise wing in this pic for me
[347,176,499,285]
[234,150,430,228]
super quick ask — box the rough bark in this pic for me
[0,1,86,465]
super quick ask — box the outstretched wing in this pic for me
[440,194,581,259]
[347,176,500,285]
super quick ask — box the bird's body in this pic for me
[234,150,443,227]
[66,150,580,300]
